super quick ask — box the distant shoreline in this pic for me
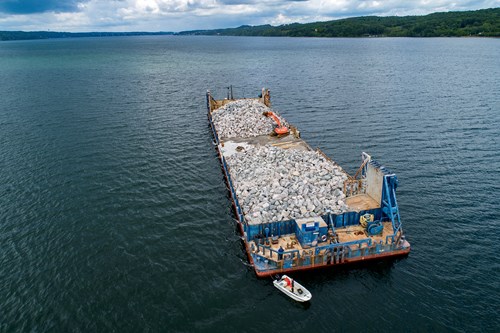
[0,31,174,41]
[2,7,499,41]
[2,34,498,42]
[177,8,499,38]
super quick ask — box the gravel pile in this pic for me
[212,99,287,139]
[227,144,348,225]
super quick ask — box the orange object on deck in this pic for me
[275,126,289,135]
[264,111,289,135]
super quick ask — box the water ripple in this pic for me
[0,36,498,332]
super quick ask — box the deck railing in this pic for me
[251,234,404,272]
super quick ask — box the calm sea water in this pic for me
[0,36,499,332]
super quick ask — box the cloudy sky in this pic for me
[0,0,498,32]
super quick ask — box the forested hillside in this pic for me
[178,8,500,37]
[2,8,498,41]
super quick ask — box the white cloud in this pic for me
[0,0,498,32]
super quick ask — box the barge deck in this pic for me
[207,88,410,277]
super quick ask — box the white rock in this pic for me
[225,139,348,224]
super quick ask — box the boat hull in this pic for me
[273,276,312,302]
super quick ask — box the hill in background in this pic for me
[1,8,498,41]
[178,8,500,37]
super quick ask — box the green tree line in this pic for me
[2,8,498,41]
[178,8,500,37]
[0,31,173,41]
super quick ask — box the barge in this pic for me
[207,88,410,277]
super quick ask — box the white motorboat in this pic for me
[273,275,312,302]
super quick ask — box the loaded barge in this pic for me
[207,88,410,277]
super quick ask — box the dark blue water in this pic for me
[0,36,498,332]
